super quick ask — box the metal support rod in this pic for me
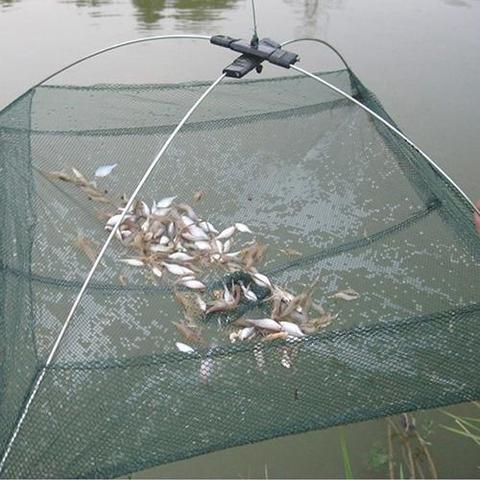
[0,72,226,475]
[290,64,480,216]
[1,35,210,114]
[281,38,351,70]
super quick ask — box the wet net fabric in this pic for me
[0,69,478,478]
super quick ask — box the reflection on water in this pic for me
[131,0,166,25]
[131,0,239,29]
[284,0,345,38]
[0,0,19,8]
[24,0,242,30]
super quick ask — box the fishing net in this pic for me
[0,43,479,478]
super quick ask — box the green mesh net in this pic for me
[0,65,478,478]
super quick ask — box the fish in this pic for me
[199,221,218,234]
[263,331,289,342]
[279,248,302,257]
[173,321,203,344]
[206,297,239,314]
[247,318,282,332]
[175,342,195,353]
[71,167,88,183]
[168,252,194,262]
[216,226,236,240]
[119,258,145,267]
[95,164,117,177]
[193,191,205,202]
[73,233,97,263]
[105,214,131,230]
[163,263,195,276]
[159,235,170,246]
[241,242,267,269]
[150,244,172,253]
[156,196,176,209]
[151,266,163,278]
[302,313,336,334]
[231,317,253,328]
[235,223,253,234]
[182,230,208,242]
[238,326,255,341]
[329,288,360,301]
[251,272,272,289]
[223,239,232,253]
[206,284,240,314]
[195,294,207,313]
[194,241,211,251]
[223,283,234,303]
[280,321,305,337]
[46,170,80,184]
[178,279,206,290]
[118,274,128,286]
[138,201,150,217]
[240,282,258,302]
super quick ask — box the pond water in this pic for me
[1,0,479,478]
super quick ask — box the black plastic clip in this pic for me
[210,35,299,78]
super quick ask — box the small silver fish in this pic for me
[216,226,236,240]
[175,342,194,353]
[199,221,218,234]
[151,266,163,278]
[188,224,209,240]
[247,318,282,332]
[195,294,207,312]
[156,196,177,209]
[329,288,360,301]
[251,272,272,289]
[194,241,211,251]
[120,258,145,267]
[178,279,206,290]
[280,321,305,337]
[105,214,131,230]
[238,326,255,341]
[162,263,194,276]
[95,164,117,177]
[235,223,253,234]
[240,282,257,302]
[168,252,194,262]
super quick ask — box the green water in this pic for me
[1,0,479,477]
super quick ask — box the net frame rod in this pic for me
[281,37,351,70]
[0,34,210,114]
[0,72,227,475]
[290,64,480,216]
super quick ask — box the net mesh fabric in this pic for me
[0,69,478,478]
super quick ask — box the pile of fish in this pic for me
[48,165,360,374]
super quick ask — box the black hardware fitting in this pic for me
[210,35,299,78]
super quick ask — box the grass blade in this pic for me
[339,429,353,479]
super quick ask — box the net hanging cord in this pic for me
[289,64,480,217]
[0,72,227,475]
[250,0,259,45]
